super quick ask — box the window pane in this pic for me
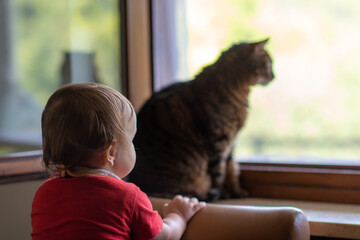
[0,0,122,155]
[155,0,360,162]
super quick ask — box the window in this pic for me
[0,0,123,155]
[1,0,358,204]
[152,0,360,164]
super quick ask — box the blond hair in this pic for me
[41,83,134,172]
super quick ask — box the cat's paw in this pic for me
[221,187,249,199]
[205,188,222,202]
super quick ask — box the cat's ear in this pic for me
[249,38,269,53]
[256,38,269,48]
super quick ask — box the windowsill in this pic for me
[239,162,360,204]
[0,150,45,184]
[237,155,360,170]
[218,198,360,240]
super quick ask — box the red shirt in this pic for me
[31,175,163,240]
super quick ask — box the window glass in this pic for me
[0,0,122,155]
[155,0,360,162]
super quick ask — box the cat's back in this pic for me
[139,81,191,112]
[130,80,200,188]
[136,81,195,131]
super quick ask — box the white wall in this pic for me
[0,180,44,240]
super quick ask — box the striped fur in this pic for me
[129,40,274,201]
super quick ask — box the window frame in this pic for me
[0,0,147,182]
[1,0,359,206]
[240,161,360,204]
[0,150,44,184]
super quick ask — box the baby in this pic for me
[31,83,205,240]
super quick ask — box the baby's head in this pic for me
[42,83,136,176]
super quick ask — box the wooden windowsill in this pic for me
[218,198,360,240]
[0,150,46,184]
[240,163,360,204]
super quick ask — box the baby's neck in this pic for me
[61,167,121,179]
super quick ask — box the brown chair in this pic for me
[150,197,310,240]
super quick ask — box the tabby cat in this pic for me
[129,39,274,201]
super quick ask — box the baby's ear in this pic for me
[105,141,116,166]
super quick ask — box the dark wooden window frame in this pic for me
[240,161,360,204]
[0,150,45,184]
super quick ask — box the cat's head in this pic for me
[220,38,274,86]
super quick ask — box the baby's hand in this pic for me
[154,196,206,239]
[163,195,206,222]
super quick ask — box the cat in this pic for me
[128,39,274,202]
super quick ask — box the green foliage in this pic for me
[212,0,360,160]
[0,0,121,154]
[224,0,262,46]
[12,0,121,105]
